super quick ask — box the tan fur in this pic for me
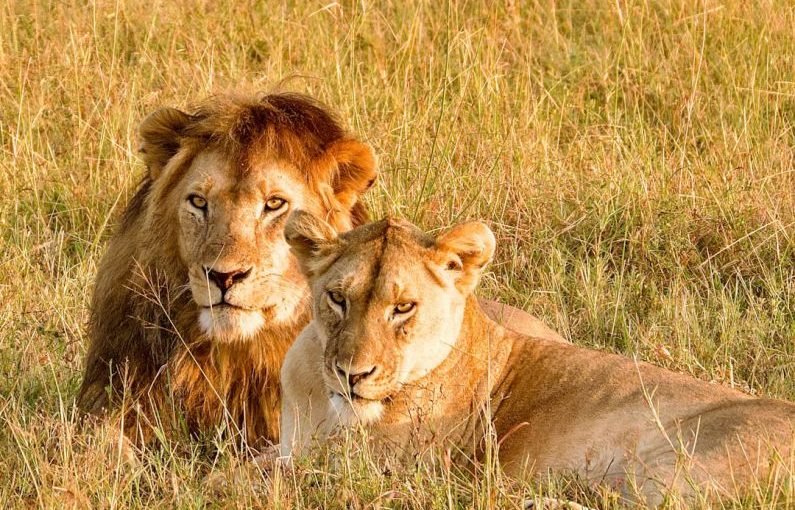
[77,92,377,447]
[280,214,795,504]
[77,92,560,448]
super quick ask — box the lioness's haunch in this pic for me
[77,92,562,448]
[280,212,795,504]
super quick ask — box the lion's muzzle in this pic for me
[204,266,252,297]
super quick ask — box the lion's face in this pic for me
[285,213,495,424]
[137,94,377,344]
[175,151,322,341]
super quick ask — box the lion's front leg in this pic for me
[76,374,111,416]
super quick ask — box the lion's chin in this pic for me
[198,306,265,343]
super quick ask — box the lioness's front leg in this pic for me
[279,327,334,460]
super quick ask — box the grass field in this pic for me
[1,0,794,508]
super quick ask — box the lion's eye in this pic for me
[328,290,346,306]
[264,197,287,211]
[394,302,415,314]
[188,194,207,210]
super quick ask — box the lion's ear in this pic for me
[138,107,193,180]
[326,139,377,211]
[435,222,496,294]
[284,210,340,277]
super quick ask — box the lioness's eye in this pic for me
[265,197,287,211]
[188,194,207,210]
[328,290,346,306]
[394,302,415,314]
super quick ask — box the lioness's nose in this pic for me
[336,362,377,389]
[206,267,251,292]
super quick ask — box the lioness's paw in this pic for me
[524,497,594,510]
[251,443,284,471]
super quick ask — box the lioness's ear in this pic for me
[326,139,377,210]
[435,222,496,294]
[138,107,193,180]
[284,211,339,277]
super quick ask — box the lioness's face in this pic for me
[285,213,495,424]
[177,151,324,342]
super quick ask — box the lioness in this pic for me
[77,92,562,447]
[280,212,795,504]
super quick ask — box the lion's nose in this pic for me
[205,267,252,292]
[336,362,377,390]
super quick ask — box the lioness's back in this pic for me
[493,331,795,499]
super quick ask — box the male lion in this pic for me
[280,212,794,504]
[77,92,561,447]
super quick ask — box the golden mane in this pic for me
[77,92,375,448]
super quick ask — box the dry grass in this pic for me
[1,0,793,508]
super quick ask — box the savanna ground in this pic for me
[1,0,794,508]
